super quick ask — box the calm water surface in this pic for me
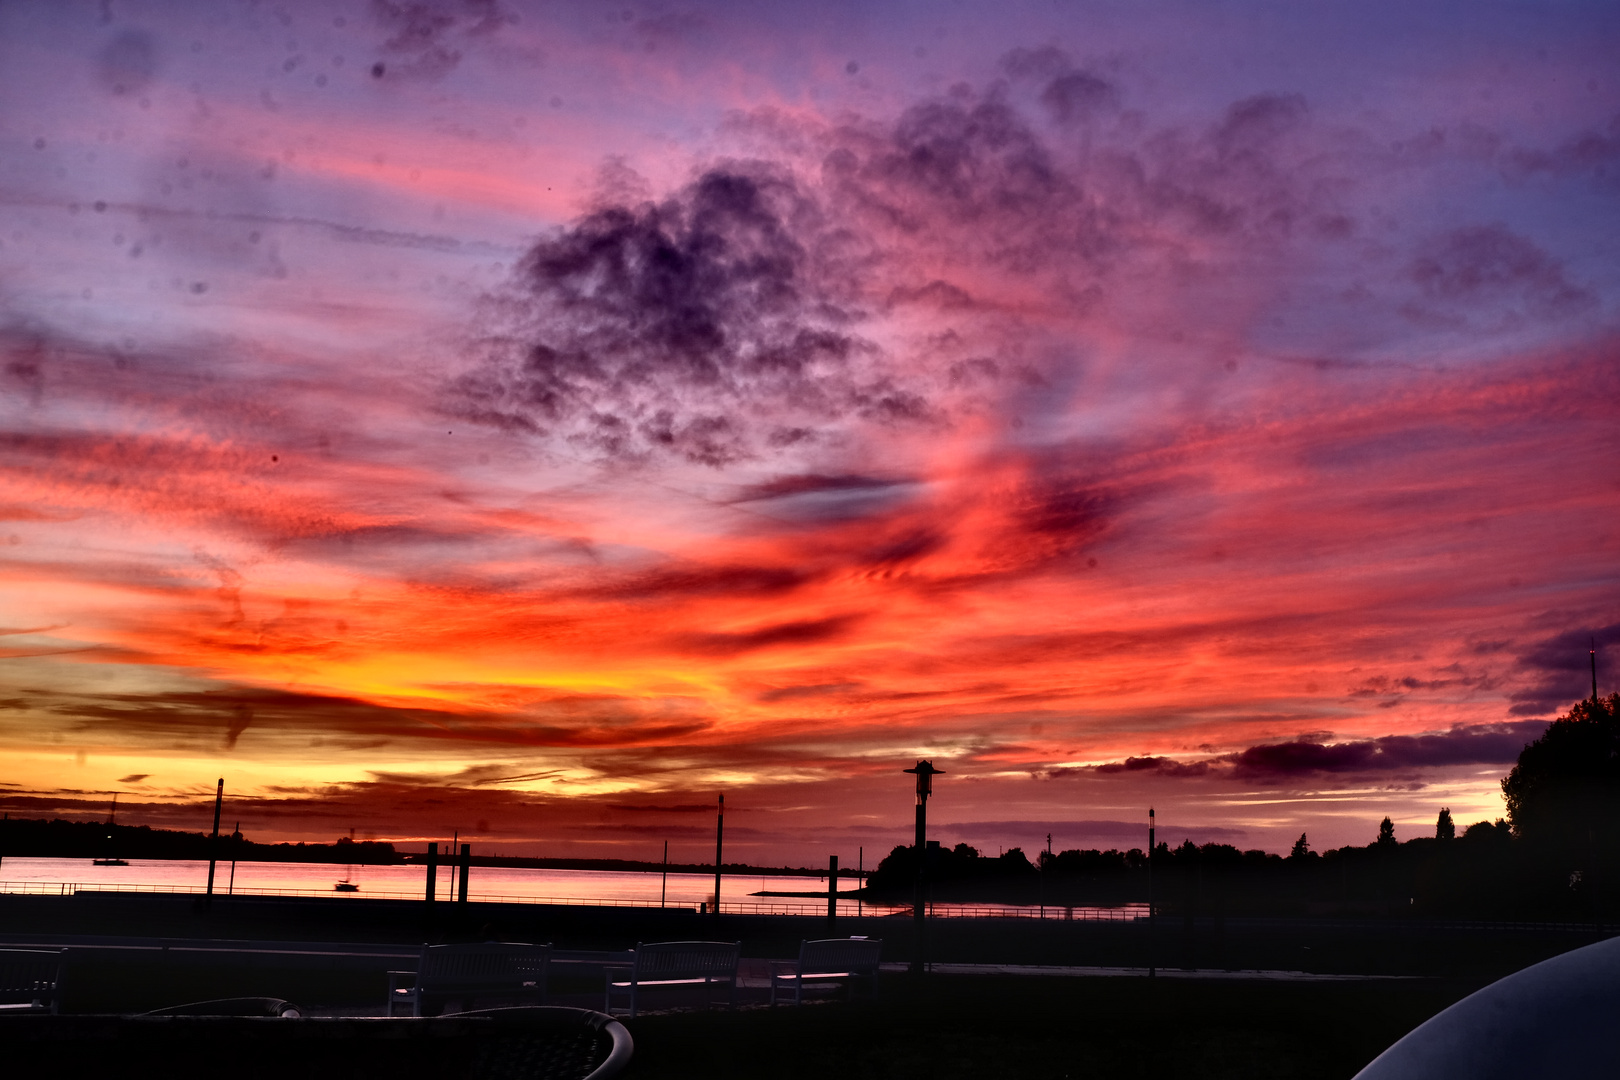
[0,856,875,913]
[0,857,1144,919]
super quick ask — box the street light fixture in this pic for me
[904,759,944,974]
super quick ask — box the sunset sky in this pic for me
[1,0,1617,865]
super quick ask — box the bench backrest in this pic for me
[418,943,550,992]
[798,938,883,975]
[631,941,740,981]
[0,949,64,1007]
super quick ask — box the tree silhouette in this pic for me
[1289,833,1311,859]
[1501,693,1620,863]
[1376,817,1396,847]
[1436,807,1455,841]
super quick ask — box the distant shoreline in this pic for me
[2,849,859,878]
[0,816,859,877]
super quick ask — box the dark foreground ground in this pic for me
[624,974,1477,1080]
[4,891,1611,1078]
[7,975,1476,1080]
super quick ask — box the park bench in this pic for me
[386,941,551,1016]
[769,937,884,1006]
[0,948,65,1014]
[603,940,740,1018]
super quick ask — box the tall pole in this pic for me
[858,846,863,919]
[661,840,668,908]
[827,854,839,927]
[914,784,926,949]
[1041,832,1053,919]
[449,830,457,899]
[205,778,224,900]
[904,760,942,974]
[457,843,470,903]
[1148,807,1156,979]
[713,795,724,917]
[425,842,438,904]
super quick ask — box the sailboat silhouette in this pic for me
[334,827,360,891]
[93,793,128,866]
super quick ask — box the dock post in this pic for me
[1148,808,1156,979]
[228,822,240,895]
[903,761,943,974]
[713,794,724,919]
[827,854,838,927]
[425,842,438,904]
[457,842,470,903]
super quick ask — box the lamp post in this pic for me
[904,759,943,974]
[713,794,724,918]
[204,778,224,905]
[1148,807,1156,979]
[1592,637,1599,703]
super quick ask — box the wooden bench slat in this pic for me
[771,938,883,1006]
[0,948,66,1014]
[604,941,740,1019]
[386,942,550,1017]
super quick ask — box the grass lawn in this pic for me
[622,973,1477,1079]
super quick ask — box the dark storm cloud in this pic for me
[1506,114,1620,181]
[730,473,909,502]
[94,29,159,97]
[1092,756,1214,778]
[454,165,929,465]
[1068,721,1550,785]
[670,614,861,657]
[755,682,862,704]
[1408,224,1597,324]
[1227,722,1548,780]
[728,472,923,525]
[577,562,812,602]
[369,0,512,81]
[1507,622,1620,716]
[7,684,713,755]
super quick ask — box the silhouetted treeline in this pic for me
[869,841,1044,889]
[0,818,402,864]
[867,695,1620,920]
[864,818,1607,919]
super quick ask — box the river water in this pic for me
[0,856,1145,920]
[0,856,878,915]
